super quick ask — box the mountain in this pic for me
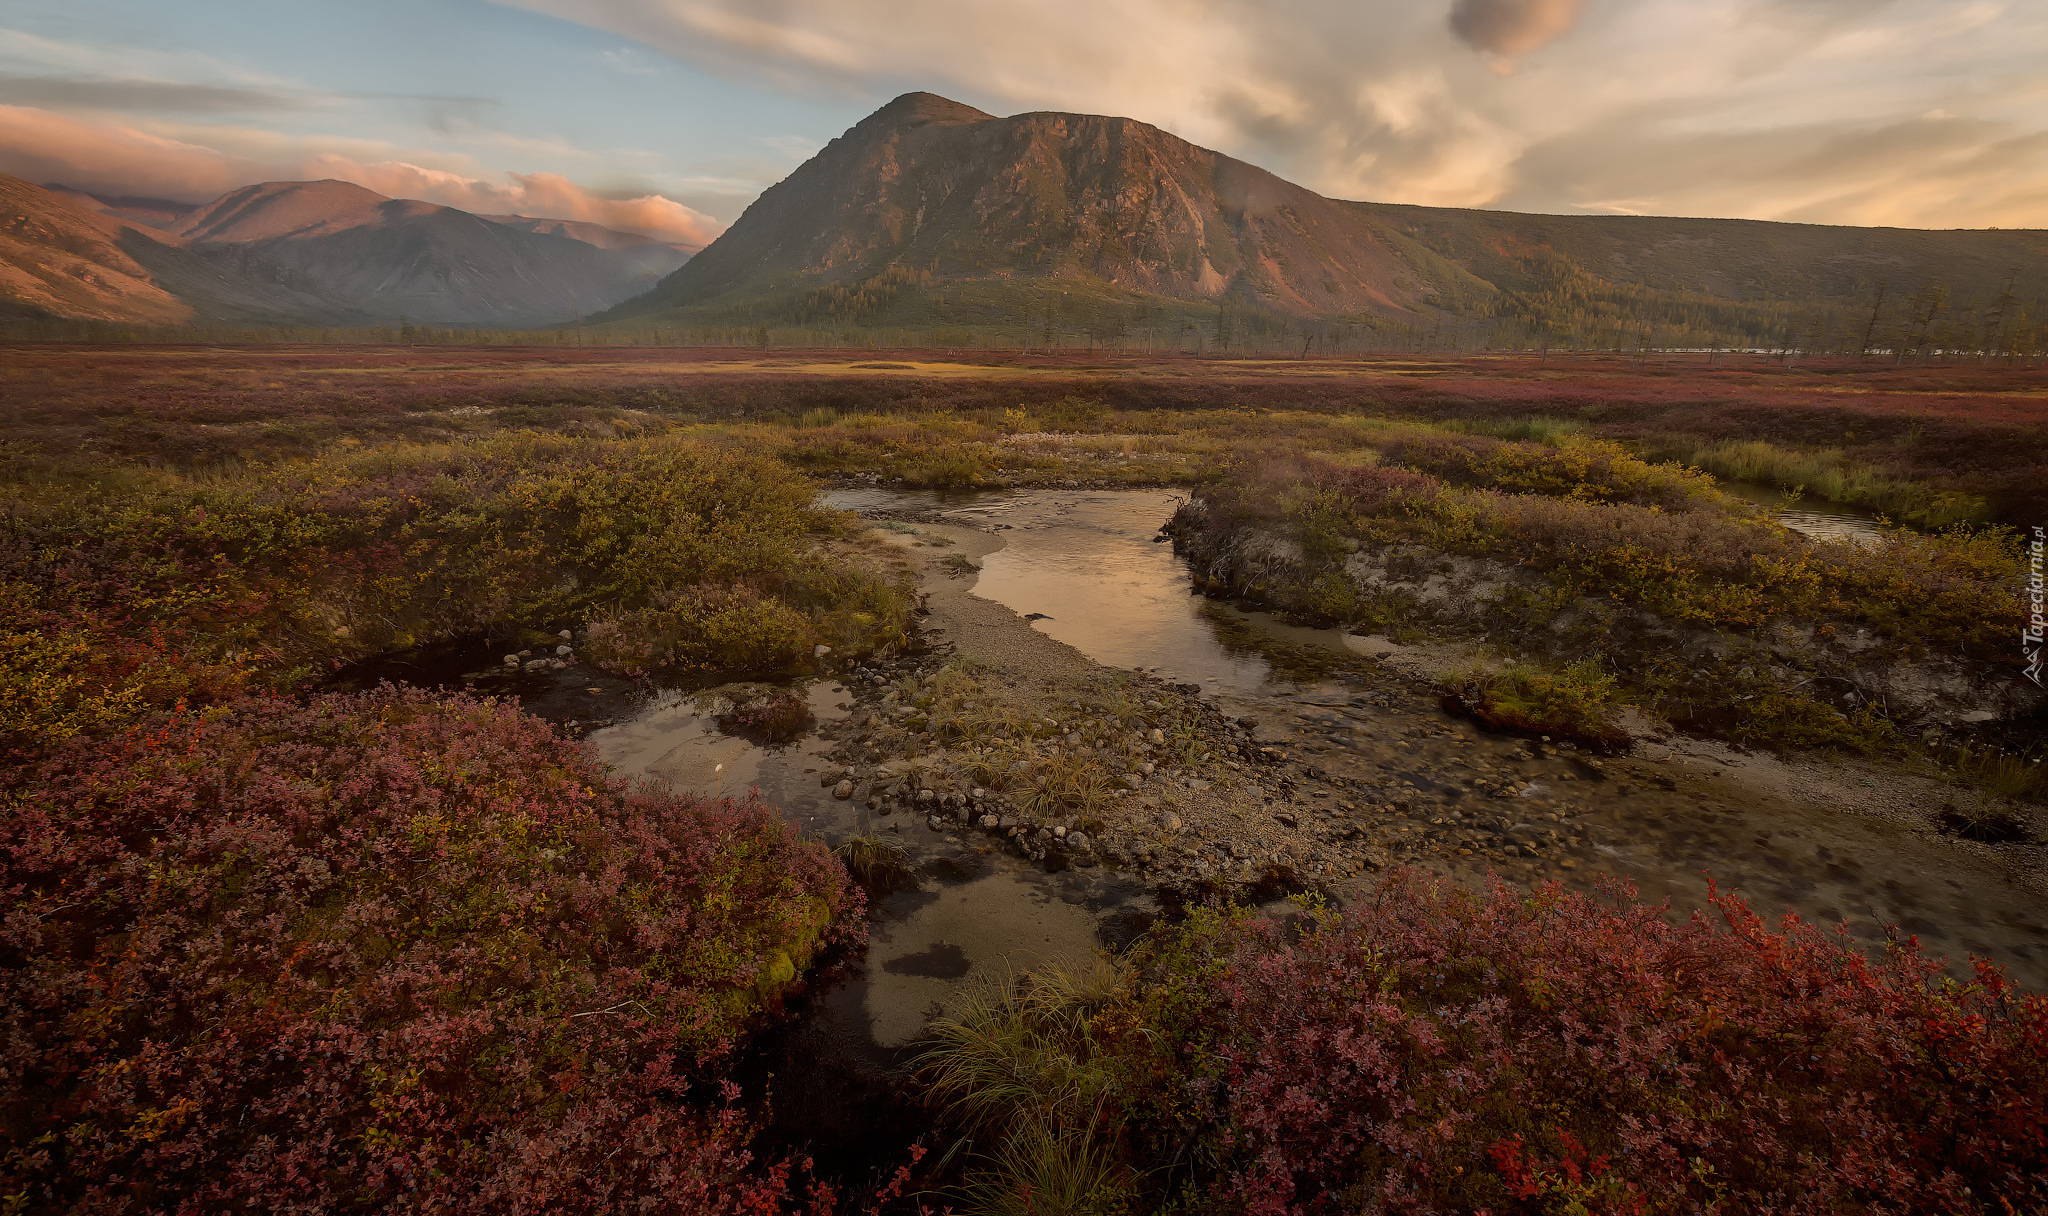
[606,92,1430,329]
[603,93,2048,351]
[169,181,691,326]
[0,174,364,326]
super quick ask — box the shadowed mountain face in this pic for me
[611,92,1430,323]
[171,181,692,326]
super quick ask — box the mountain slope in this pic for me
[173,181,691,326]
[607,92,1432,326]
[0,173,192,324]
[0,174,364,326]
[1352,201,2048,333]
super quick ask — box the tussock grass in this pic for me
[833,830,916,893]
[1659,438,1991,528]
[1445,660,1631,750]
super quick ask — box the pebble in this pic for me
[832,780,853,800]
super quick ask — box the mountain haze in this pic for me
[168,180,692,326]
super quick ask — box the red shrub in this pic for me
[0,689,859,1213]
[1120,873,2048,1215]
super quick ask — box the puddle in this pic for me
[1718,480,1893,547]
[588,673,1155,1056]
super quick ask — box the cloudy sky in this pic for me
[1,0,2041,244]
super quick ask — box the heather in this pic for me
[0,688,861,1213]
[921,875,2048,1215]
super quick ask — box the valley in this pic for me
[4,341,2042,1209]
[4,85,2045,1216]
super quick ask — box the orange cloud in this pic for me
[0,105,722,247]
[0,104,251,198]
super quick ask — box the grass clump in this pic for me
[1445,659,1631,750]
[917,961,1139,1215]
[833,829,917,894]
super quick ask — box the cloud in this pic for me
[490,0,2048,229]
[311,157,722,245]
[0,104,252,198]
[0,105,723,246]
[1447,0,1589,56]
[0,75,306,114]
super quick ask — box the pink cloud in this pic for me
[0,105,722,247]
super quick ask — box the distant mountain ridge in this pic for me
[603,92,2048,351]
[1,175,692,328]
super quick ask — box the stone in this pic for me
[1066,832,1091,851]
[979,814,1000,830]
[928,815,945,831]
[558,629,573,640]
[1159,812,1182,832]
[1139,761,1156,775]
[1148,728,1165,744]
[503,655,521,667]
[918,788,936,803]
[814,644,833,658]
[556,644,572,656]
[832,780,854,800]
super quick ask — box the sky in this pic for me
[0,0,2042,246]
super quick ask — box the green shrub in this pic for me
[1445,659,1630,749]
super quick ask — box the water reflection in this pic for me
[1716,480,1892,547]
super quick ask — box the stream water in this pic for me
[1717,480,1893,547]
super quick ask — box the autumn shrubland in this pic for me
[0,689,858,1213]
[919,874,2048,1215]
[1,344,2043,1210]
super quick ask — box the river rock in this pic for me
[833,780,853,800]
[928,815,945,831]
[503,655,521,667]
[555,644,571,656]
[919,788,936,803]
[1148,728,1165,744]
[1066,832,1091,851]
